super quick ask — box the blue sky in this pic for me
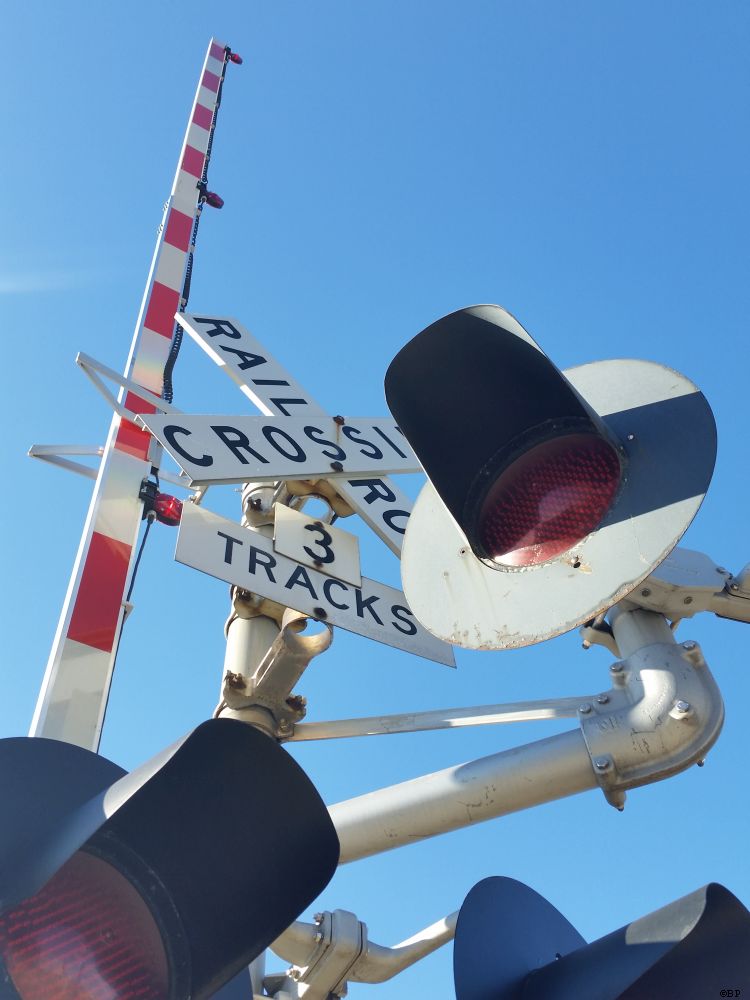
[2,2,750,995]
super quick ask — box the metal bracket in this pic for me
[578,606,724,810]
[267,908,458,998]
[628,546,750,626]
[216,608,332,738]
[266,910,364,999]
[28,443,188,487]
[76,352,181,421]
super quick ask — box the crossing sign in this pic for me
[138,413,421,485]
[176,503,455,667]
[178,313,415,555]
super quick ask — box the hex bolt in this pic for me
[596,694,610,705]
[675,700,691,714]
[314,913,324,924]
[330,461,344,472]
[683,595,693,605]
[682,640,697,651]
[594,757,611,771]
[315,931,323,942]
[313,607,328,620]
[333,415,345,425]
[696,759,705,767]
[578,703,592,715]
[626,433,635,441]
[610,662,624,673]
[730,582,740,592]
[250,497,263,510]
[640,587,651,598]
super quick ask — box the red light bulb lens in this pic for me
[478,434,621,567]
[0,851,169,999]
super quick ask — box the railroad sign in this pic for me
[178,313,415,555]
[138,413,421,485]
[176,503,455,667]
[273,504,362,587]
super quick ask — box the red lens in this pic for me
[478,434,621,567]
[0,851,169,999]
[154,494,182,526]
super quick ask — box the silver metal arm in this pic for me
[288,695,594,741]
[331,728,596,863]
[329,605,724,862]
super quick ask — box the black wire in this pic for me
[125,514,155,603]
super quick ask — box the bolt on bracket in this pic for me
[579,608,724,810]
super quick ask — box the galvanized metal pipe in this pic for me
[330,728,596,863]
[609,604,674,658]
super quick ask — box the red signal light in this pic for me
[229,52,243,64]
[477,434,621,567]
[153,493,182,526]
[0,850,170,999]
[204,191,224,209]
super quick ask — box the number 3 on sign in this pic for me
[273,504,362,587]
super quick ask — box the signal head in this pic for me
[385,305,716,649]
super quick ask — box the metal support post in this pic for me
[217,482,282,727]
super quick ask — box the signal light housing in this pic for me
[385,305,717,649]
[0,720,339,999]
[153,492,182,526]
[204,191,224,209]
[453,877,750,999]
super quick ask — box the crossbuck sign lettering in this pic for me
[177,504,455,666]
[139,413,421,485]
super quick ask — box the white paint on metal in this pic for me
[155,241,190,292]
[176,502,455,666]
[401,359,716,650]
[179,314,414,555]
[139,412,420,485]
[273,503,362,587]
[330,729,595,863]
[28,637,115,747]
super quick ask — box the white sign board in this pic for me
[138,413,421,486]
[178,314,415,555]
[273,504,362,587]
[176,503,455,667]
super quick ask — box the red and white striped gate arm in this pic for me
[30,38,237,751]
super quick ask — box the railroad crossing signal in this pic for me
[0,720,339,999]
[385,304,718,649]
[453,876,750,998]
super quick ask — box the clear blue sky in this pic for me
[2,2,749,995]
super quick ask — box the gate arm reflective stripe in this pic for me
[30,40,233,752]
